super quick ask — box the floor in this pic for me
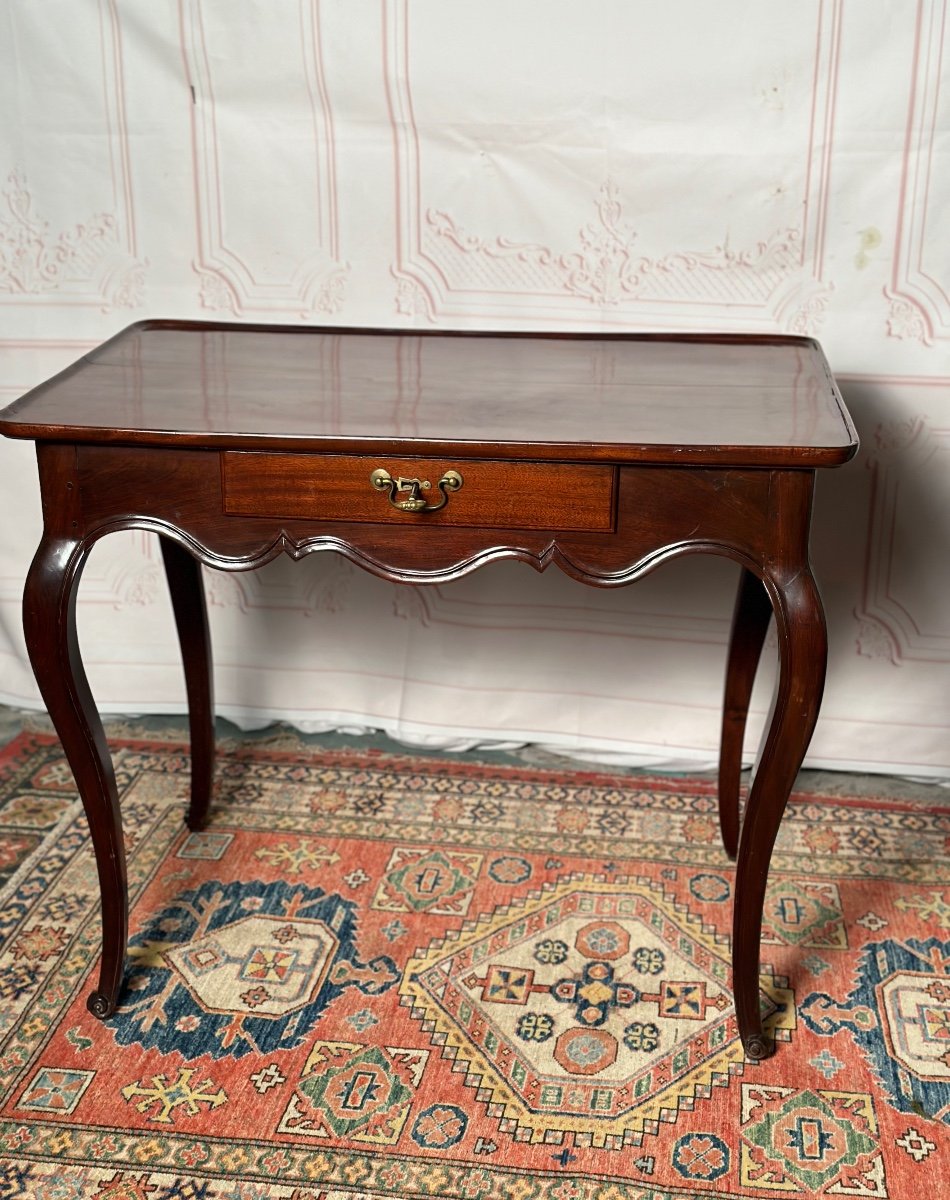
[1,704,943,805]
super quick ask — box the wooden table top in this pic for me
[0,320,857,467]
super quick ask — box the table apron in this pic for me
[56,444,811,585]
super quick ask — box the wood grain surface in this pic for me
[0,321,858,467]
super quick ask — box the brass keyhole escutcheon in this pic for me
[370,467,463,513]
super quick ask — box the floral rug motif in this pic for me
[0,728,948,1198]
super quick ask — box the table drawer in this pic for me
[222,452,616,532]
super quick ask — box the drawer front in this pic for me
[222,452,616,533]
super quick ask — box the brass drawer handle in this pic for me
[369,467,463,513]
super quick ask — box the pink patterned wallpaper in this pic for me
[0,0,947,775]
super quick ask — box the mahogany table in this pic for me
[0,320,857,1060]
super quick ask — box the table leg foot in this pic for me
[732,565,826,1057]
[742,1032,774,1062]
[87,990,118,1020]
[24,532,129,1022]
[719,567,773,860]
[160,537,215,832]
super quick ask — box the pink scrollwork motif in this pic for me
[885,0,949,345]
[856,414,950,663]
[854,618,900,664]
[0,170,143,310]
[884,294,929,344]
[788,290,832,336]
[183,0,348,318]
[426,181,808,312]
[384,0,842,327]
[392,270,432,320]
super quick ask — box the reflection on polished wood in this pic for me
[1,321,854,464]
[0,320,858,1062]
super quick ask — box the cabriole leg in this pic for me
[24,533,127,1020]
[719,567,773,859]
[732,566,826,1059]
[160,537,215,831]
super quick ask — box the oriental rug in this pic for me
[0,728,947,1199]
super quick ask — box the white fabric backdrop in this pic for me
[1,0,948,775]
